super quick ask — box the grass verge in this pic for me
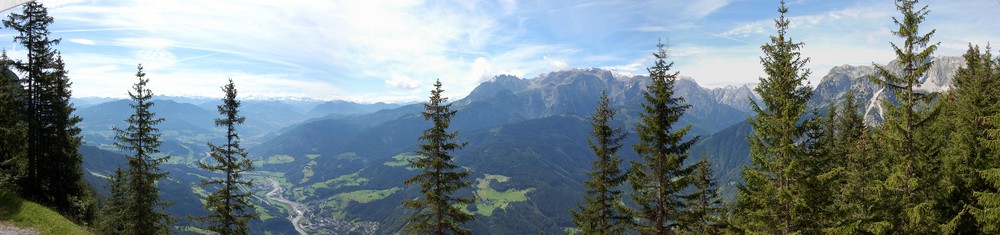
[0,190,93,235]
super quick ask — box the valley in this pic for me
[263,178,306,235]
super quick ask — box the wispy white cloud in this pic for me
[601,57,648,76]
[721,23,767,38]
[44,0,518,100]
[67,38,94,45]
[543,56,570,71]
[39,0,85,8]
[385,75,422,90]
[43,0,745,100]
[722,6,891,38]
[631,26,671,33]
[683,0,735,18]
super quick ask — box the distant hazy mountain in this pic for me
[71,97,120,109]
[75,97,407,147]
[196,99,311,144]
[76,99,215,143]
[306,101,405,118]
[709,83,760,113]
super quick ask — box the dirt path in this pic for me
[0,223,40,235]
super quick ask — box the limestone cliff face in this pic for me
[809,56,962,125]
[459,68,751,135]
[710,83,760,114]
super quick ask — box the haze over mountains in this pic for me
[75,56,963,234]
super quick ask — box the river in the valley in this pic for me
[265,178,308,235]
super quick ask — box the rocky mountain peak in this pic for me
[810,55,964,125]
[709,84,760,113]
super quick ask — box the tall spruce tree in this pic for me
[628,41,699,234]
[571,91,631,235]
[194,79,258,235]
[867,0,947,233]
[113,64,174,234]
[940,44,999,233]
[4,1,91,221]
[0,52,25,191]
[733,1,816,233]
[403,79,474,234]
[679,155,724,234]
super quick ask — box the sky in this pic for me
[3,0,999,103]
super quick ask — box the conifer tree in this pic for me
[0,52,25,191]
[968,47,1000,234]
[628,41,699,234]
[51,53,96,223]
[571,91,630,235]
[113,64,174,234]
[801,102,838,231]
[403,79,474,234]
[194,79,258,235]
[834,93,866,158]
[826,93,894,234]
[4,1,91,221]
[867,0,946,233]
[679,155,724,234]
[814,100,849,230]
[733,1,816,233]
[940,44,999,233]
[973,111,1000,233]
[98,168,129,235]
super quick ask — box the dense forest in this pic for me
[1,0,999,234]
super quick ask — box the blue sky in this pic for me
[4,0,999,103]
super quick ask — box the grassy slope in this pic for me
[0,191,93,235]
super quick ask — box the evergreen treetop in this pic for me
[194,78,258,235]
[680,155,725,234]
[628,40,699,234]
[939,44,1000,234]
[734,1,815,233]
[965,45,1000,234]
[571,91,630,235]
[403,79,474,235]
[868,0,946,232]
[113,64,174,234]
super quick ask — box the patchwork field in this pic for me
[300,160,317,184]
[461,174,535,216]
[383,153,420,169]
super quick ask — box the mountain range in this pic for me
[75,56,963,234]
